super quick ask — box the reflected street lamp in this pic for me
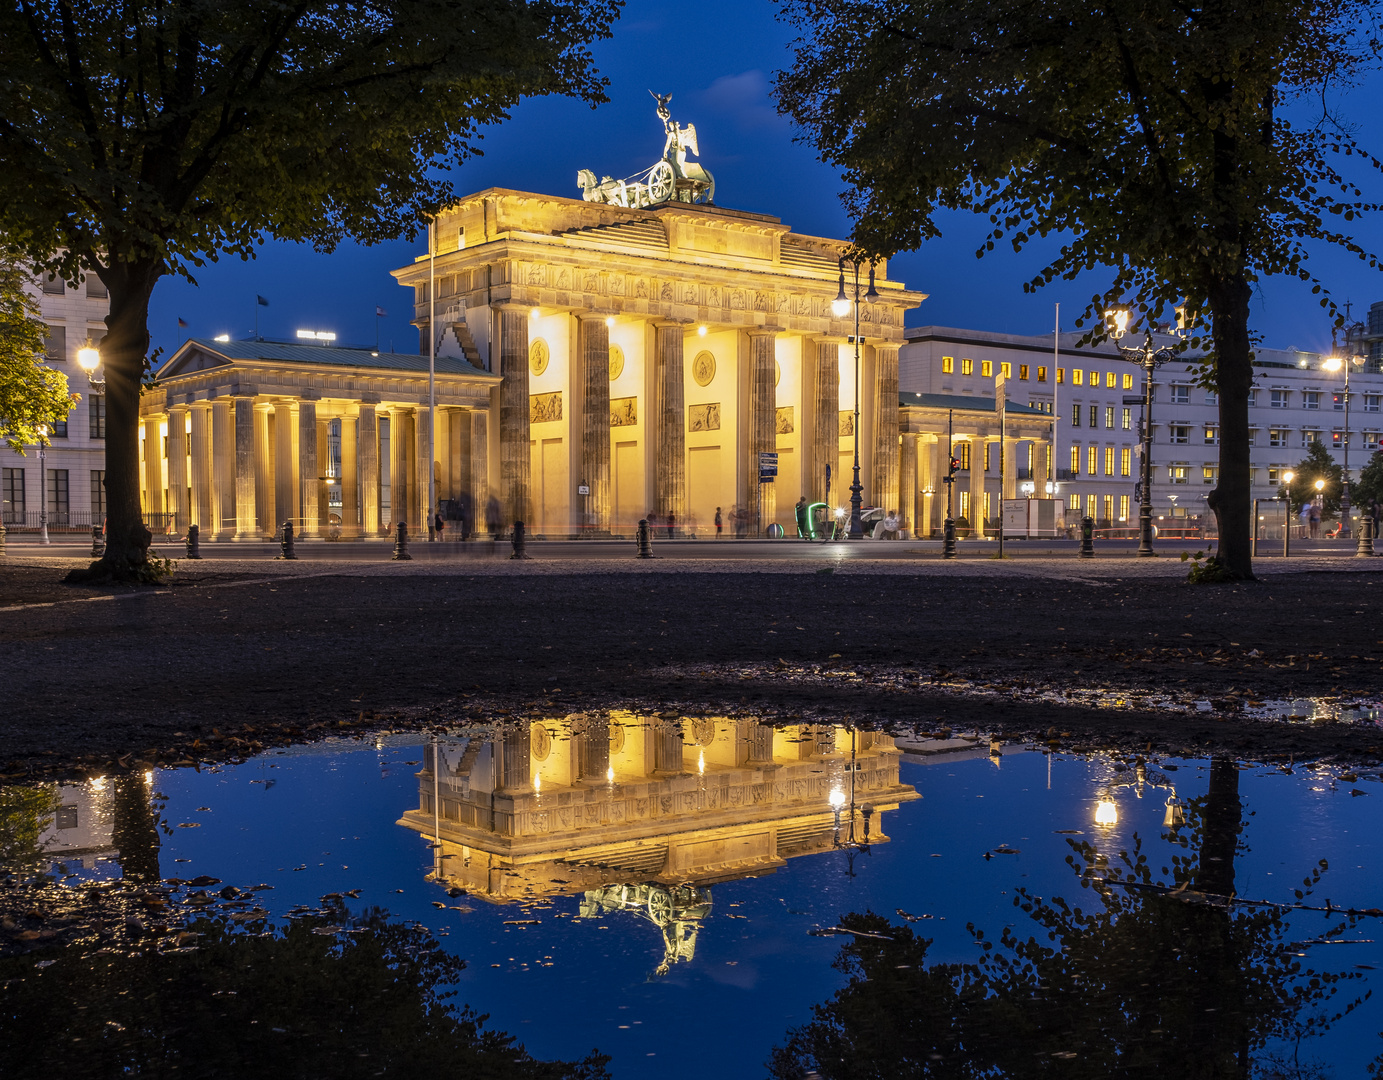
[833,257,880,540]
[1323,352,1364,536]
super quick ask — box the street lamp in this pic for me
[76,342,103,387]
[36,424,49,546]
[1282,469,1294,557]
[1106,308,1182,557]
[1322,352,1363,536]
[833,257,880,540]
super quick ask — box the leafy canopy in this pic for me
[1278,440,1345,514]
[0,260,74,452]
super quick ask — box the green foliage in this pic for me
[0,785,60,870]
[1350,449,1383,514]
[0,260,75,452]
[1181,548,1237,583]
[0,909,611,1080]
[1277,441,1344,516]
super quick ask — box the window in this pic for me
[1105,406,1114,429]
[85,276,107,299]
[1119,494,1130,521]
[1246,428,1257,445]
[1106,371,1116,389]
[957,442,970,471]
[1170,384,1190,405]
[1087,493,1098,520]
[1269,428,1288,447]
[90,470,105,518]
[1103,494,1114,523]
[457,226,466,250]
[1122,373,1133,390]
[1169,463,1190,484]
[961,358,974,375]
[1205,390,1218,404]
[1089,371,1099,387]
[1037,366,1047,382]
[983,442,992,472]
[1068,493,1081,511]
[51,420,68,439]
[1104,446,1114,476]
[959,491,971,521]
[41,273,63,296]
[89,395,105,439]
[1056,367,1065,384]
[1365,394,1381,413]
[1000,362,1011,379]
[1120,448,1132,476]
[1304,430,1319,445]
[1247,390,1256,406]
[981,359,993,378]
[1204,426,1218,444]
[1072,403,1081,426]
[1202,465,1218,485]
[1271,389,1289,408]
[44,324,66,361]
[47,468,69,520]
[1268,466,1283,484]
[1122,407,1132,430]
[1332,430,1345,448]
[1072,369,1084,386]
[1170,425,1189,444]
[1019,364,1029,380]
[1333,392,1346,411]
[1087,445,1098,475]
[2,468,24,523]
[1089,405,1099,428]
[1070,445,1081,474]
[941,356,954,374]
[1303,391,1321,410]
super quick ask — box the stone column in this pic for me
[744,721,775,766]
[653,719,684,775]
[340,415,358,537]
[899,433,917,537]
[578,314,611,534]
[654,322,685,524]
[298,399,319,538]
[471,409,489,530]
[358,403,379,536]
[919,434,938,536]
[1033,439,1050,492]
[212,400,233,538]
[141,418,164,521]
[317,417,331,529]
[416,405,433,532]
[273,403,295,532]
[746,329,777,533]
[812,339,840,505]
[255,406,273,537]
[232,397,257,539]
[497,727,532,794]
[969,437,987,534]
[1002,436,1019,500]
[391,408,411,529]
[189,404,212,533]
[167,405,189,533]
[579,715,610,781]
[448,408,465,502]
[871,344,900,515]
[497,306,531,529]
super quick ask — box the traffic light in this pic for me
[949,456,960,475]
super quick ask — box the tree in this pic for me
[0,0,619,580]
[0,258,74,453]
[1278,441,1344,517]
[1350,448,1383,516]
[775,0,1382,580]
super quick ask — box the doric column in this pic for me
[497,306,531,529]
[471,409,489,528]
[744,720,775,766]
[317,417,330,530]
[578,314,611,534]
[578,715,610,781]
[340,415,358,537]
[746,329,777,533]
[254,406,274,537]
[358,403,379,536]
[899,433,917,537]
[390,408,411,529]
[416,405,433,532]
[212,400,233,538]
[918,434,938,536]
[654,322,685,524]
[497,727,533,794]
[273,403,295,532]
[871,344,900,515]
[447,408,465,502]
[298,399,319,538]
[812,339,840,504]
[167,405,189,533]
[233,397,257,539]
[189,404,212,533]
[141,417,164,520]
[653,719,684,775]
[1033,439,1051,490]
[968,437,987,532]
[1002,436,1018,500]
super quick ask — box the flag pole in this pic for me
[428,218,437,542]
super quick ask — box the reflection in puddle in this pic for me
[2,720,1382,1078]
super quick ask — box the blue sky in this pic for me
[148,0,1383,362]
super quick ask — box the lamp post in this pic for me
[832,257,880,539]
[37,425,49,545]
[1106,308,1182,557]
[1282,469,1294,557]
[1322,352,1363,537]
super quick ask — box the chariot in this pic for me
[578,91,715,209]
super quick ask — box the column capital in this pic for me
[813,335,848,345]
[745,327,780,339]
[577,311,614,324]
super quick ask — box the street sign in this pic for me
[577,484,590,495]
[759,451,778,483]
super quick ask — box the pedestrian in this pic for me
[485,495,502,540]
[434,510,445,541]
[795,496,810,539]
[1309,502,1321,539]
[458,491,472,541]
[714,506,723,539]
[666,510,675,539]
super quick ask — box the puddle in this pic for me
[3,716,1382,1078]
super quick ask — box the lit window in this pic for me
[1105,406,1114,429]
[1169,464,1189,484]
[1103,494,1113,522]
[1068,493,1081,511]
[1019,364,1029,380]
[961,358,974,375]
[1087,445,1098,475]
[1106,372,1116,388]
[1120,448,1131,476]
[1072,369,1084,386]
[1204,426,1218,444]
[1037,366,1047,382]
[1304,430,1319,445]
[1119,494,1130,520]
[1089,371,1099,387]
[1072,403,1081,427]
[1122,407,1131,430]
[1056,367,1064,384]
[1332,430,1345,448]
[957,442,970,470]
[1122,373,1133,390]
[1087,494,1097,520]
[1268,466,1282,484]
[1333,392,1345,411]
[1104,446,1114,475]
[984,442,992,472]
[1070,445,1081,474]
[942,356,954,374]
[982,359,993,378]
[1202,465,1218,484]
[1269,429,1287,447]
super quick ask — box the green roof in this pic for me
[899,391,1046,415]
[178,338,486,375]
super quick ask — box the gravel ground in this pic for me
[2,551,1381,777]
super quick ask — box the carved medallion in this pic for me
[609,343,625,381]
[529,338,550,377]
[775,360,781,387]
[692,350,716,387]
[609,723,626,754]
[531,723,551,761]
[692,718,716,746]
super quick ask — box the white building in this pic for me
[901,324,1383,531]
[0,269,110,534]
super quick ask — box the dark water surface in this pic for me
[3,719,1380,1078]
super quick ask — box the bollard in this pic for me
[392,521,412,560]
[91,524,104,558]
[1357,516,1375,558]
[942,516,956,559]
[1079,515,1095,559]
[0,519,6,557]
[636,518,655,559]
[510,520,532,560]
[277,521,298,560]
[185,522,202,559]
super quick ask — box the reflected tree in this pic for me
[0,786,60,870]
[1,907,610,1079]
[770,758,1367,1078]
[111,775,162,885]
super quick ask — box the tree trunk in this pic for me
[68,259,164,582]
[111,774,161,885]
[1208,273,1255,580]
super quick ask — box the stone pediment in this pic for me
[158,344,232,378]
